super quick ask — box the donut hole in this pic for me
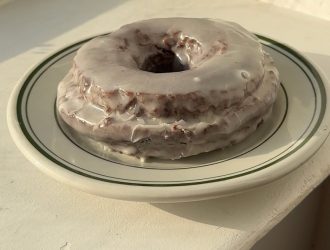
[140,49,189,73]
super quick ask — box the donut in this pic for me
[57,18,280,160]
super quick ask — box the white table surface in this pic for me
[1,0,330,249]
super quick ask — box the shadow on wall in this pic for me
[152,176,290,231]
[0,0,128,63]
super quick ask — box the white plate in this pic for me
[7,35,330,202]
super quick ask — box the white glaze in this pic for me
[57,18,280,159]
[74,18,264,95]
[57,51,278,159]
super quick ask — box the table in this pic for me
[1,0,330,249]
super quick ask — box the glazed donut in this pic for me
[57,18,279,160]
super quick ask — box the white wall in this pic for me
[259,0,330,21]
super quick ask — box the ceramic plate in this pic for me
[7,34,330,202]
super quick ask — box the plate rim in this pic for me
[7,33,330,202]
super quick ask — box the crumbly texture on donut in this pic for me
[57,18,280,160]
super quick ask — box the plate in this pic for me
[7,34,330,202]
